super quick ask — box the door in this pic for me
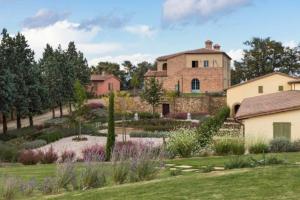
[273,122,291,139]
[162,104,170,116]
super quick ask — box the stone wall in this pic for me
[109,96,226,115]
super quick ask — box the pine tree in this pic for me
[12,33,35,129]
[106,92,115,161]
[0,29,15,134]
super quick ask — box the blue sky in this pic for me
[0,0,299,66]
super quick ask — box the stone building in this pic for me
[145,40,232,94]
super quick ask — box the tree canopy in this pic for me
[232,37,300,85]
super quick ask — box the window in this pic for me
[192,61,198,68]
[191,79,200,93]
[162,63,167,71]
[278,86,284,91]
[258,86,263,94]
[273,122,291,139]
[108,83,113,91]
[204,60,209,68]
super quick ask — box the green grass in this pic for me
[1,152,300,199]
[28,165,300,200]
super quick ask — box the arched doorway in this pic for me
[233,104,241,116]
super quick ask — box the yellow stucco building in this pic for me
[227,72,299,117]
[227,72,300,142]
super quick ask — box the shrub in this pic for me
[224,156,255,169]
[0,143,19,162]
[82,145,105,162]
[201,165,215,173]
[112,160,130,184]
[167,112,187,120]
[1,177,19,200]
[85,102,104,109]
[44,117,69,127]
[80,163,106,189]
[166,128,197,158]
[60,150,76,163]
[18,150,41,165]
[40,146,58,164]
[138,112,160,119]
[196,106,230,148]
[129,131,168,138]
[21,139,47,150]
[291,140,300,152]
[39,177,57,195]
[19,179,36,196]
[214,138,245,155]
[129,148,161,182]
[169,169,182,176]
[269,137,292,152]
[37,132,63,143]
[56,162,77,191]
[106,92,115,161]
[248,141,269,154]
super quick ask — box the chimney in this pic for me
[205,40,213,49]
[213,44,221,51]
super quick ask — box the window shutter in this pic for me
[278,86,284,91]
[258,86,263,93]
[273,122,291,139]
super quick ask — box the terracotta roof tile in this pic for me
[156,48,231,61]
[236,90,300,120]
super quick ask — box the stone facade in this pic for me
[106,96,226,116]
[145,40,231,94]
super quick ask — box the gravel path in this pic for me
[37,134,164,159]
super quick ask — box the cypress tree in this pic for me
[106,92,115,161]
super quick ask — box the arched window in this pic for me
[162,63,167,71]
[191,79,200,93]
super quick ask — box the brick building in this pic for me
[145,40,231,94]
[88,74,120,96]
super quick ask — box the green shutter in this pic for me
[278,86,284,91]
[258,86,263,93]
[273,122,291,139]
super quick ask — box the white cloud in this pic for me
[283,40,298,48]
[124,25,156,38]
[21,20,122,59]
[89,53,156,67]
[163,0,251,25]
[228,49,243,62]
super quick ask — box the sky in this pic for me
[0,0,299,66]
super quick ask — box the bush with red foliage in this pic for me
[82,145,105,162]
[86,102,104,110]
[167,112,187,120]
[60,150,76,163]
[40,146,58,164]
[18,150,41,165]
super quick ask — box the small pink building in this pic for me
[88,74,121,96]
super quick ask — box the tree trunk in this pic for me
[152,105,155,116]
[59,103,63,117]
[10,110,14,120]
[133,87,136,97]
[79,120,81,139]
[29,115,33,127]
[122,114,126,142]
[16,113,21,129]
[69,102,72,113]
[2,113,7,134]
[52,108,55,119]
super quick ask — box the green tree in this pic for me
[27,63,43,126]
[232,37,300,84]
[12,32,35,129]
[73,80,87,139]
[141,77,163,115]
[106,92,115,161]
[135,61,155,89]
[130,73,139,96]
[0,29,15,134]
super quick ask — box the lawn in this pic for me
[1,152,300,200]
[28,165,300,200]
